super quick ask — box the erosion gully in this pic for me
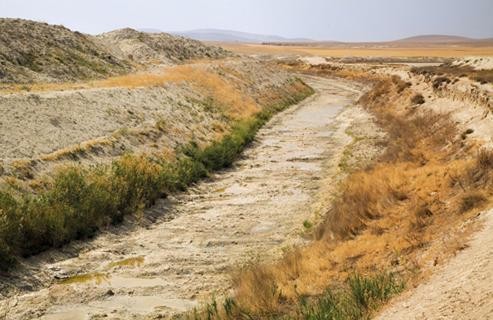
[0,76,363,319]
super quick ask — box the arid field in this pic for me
[218,42,493,58]
[0,6,492,320]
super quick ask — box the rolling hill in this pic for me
[170,29,313,43]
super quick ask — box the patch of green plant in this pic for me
[187,272,403,320]
[303,220,313,229]
[298,273,404,320]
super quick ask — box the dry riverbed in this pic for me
[0,76,378,319]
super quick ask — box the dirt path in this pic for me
[377,209,493,320]
[0,77,364,319]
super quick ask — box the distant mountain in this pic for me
[262,34,493,48]
[169,29,313,43]
[393,35,480,43]
[137,29,493,46]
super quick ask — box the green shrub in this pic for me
[348,273,403,310]
[0,192,20,268]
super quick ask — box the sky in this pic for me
[1,0,492,41]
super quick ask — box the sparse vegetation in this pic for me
[432,76,451,89]
[303,220,313,230]
[412,64,493,85]
[391,75,411,93]
[460,192,487,213]
[461,128,475,140]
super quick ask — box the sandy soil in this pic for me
[0,76,368,319]
[377,209,493,320]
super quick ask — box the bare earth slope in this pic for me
[377,210,493,320]
[0,77,372,319]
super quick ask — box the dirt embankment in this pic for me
[95,28,231,65]
[377,208,493,319]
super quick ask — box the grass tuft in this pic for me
[189,272,404,320]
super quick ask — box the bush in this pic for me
[411,93,425,105]
[432,76,451,89]
[460,192,487,213]
[299,273,403,320]
[477,148,493,170]
[0,192,20,268]
[391,75,411,93]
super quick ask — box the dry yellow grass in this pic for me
[0,64,259,120]
[218,43,493,58]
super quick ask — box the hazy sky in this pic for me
[1,0,492,41]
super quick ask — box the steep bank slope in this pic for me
[377,209,493,319]
[0,59,298,178]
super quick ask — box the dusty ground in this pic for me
[0,76,373,319]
